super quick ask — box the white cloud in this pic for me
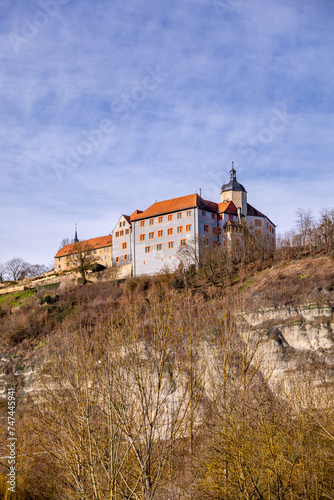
[0,0,333,264]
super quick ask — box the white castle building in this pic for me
[55,165,276,277]
[111,164,275,276]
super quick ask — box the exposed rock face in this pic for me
[242,302,334,391]
[244,303,334,350]
[1,302,334,399]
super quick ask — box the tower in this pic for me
[221,163,247,217]
[74,224,79,243]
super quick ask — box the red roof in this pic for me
[123,215,131,224]
[218,200,238,215]
[130,209,143,220]
[55,235,112,258]
[247,203,265,218]
[131,194,218,220]
[247,204,276,226]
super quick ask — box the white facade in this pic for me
[109,169,276,277]
[112,215,132,267]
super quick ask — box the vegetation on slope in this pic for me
[0,210,333,499]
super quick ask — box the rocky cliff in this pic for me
[241,302,334,395]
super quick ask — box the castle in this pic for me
[54,165,276,277]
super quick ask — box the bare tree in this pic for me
[25,264,50,277]
[72,241,95,283]
[104,294,203,499]
[5,257,30,280]
[58,238,71,251]
[0,263,7,282]
[316,207,334,253]
[296,207,314,248]
[29,291,205,499]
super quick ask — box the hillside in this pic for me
[239,253,334,308]
[0,253,333,400]
[0,253,333,499]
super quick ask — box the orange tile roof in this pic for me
[218,200,238,214]
[130,209,143,220]
[55,235,112,258]
[131,194,218,220]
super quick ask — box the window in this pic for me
[158,216,164,223]
[58,265,60,269]
[187,210,192,217]
[218,214,223,220]
[120,230,124,236]
[124,254,128,260]
[186,224,192,232]
[123,221,126,227]
[177,226,183,233]
[140,220,145,227]
[156,244,162,251]
[167,228,173,235]
[140,234,146,241]
[105,247,108,252]
[211,213,216,220]
[158,230,163,237]
[94,250,97,254]
[177,212,182,219]
[115,231,120,237]
[229,215,233,221]
[122,242,127,249]
[203,238,209,246]
[255,219,262,227]
[180,239,187,246]
[149,219,154,226]
[213,227,221,235]
[168,241,174,249]
[204,225,209,232]
[125,228,129,235]
[202,210,206,217]
[145,246,150,253]
[119,222,122,228]
[116,257,119,263]
[168,214,173,221]
[149,232,154,239]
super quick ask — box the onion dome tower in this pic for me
[221,162,247,216]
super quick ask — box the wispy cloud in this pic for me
[0,0,333,264]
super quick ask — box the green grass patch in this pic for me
[0,289,35,308]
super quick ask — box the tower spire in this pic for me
[230,161,237,181]
[74,223,79,243]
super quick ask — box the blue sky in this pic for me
[0,0,333,266]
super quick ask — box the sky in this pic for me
[0,0,333,266]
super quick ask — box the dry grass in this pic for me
[238,254,334,309]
